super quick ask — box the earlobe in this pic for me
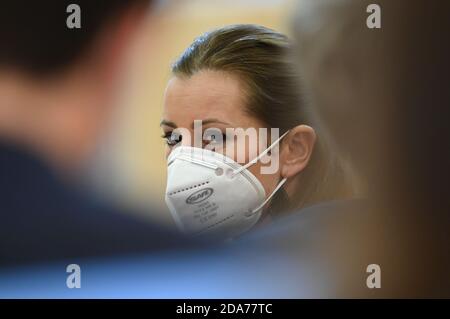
[280,125,316,178]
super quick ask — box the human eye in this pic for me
[161,131,182,147]
[203,129,227,148]
[210,133,227,144]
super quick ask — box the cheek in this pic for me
[248,164,279,196]
[226,136,259,164]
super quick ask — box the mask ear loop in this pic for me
[230,130,290,178]
[246,177,288,216]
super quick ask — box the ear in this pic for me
[280,125,317,179]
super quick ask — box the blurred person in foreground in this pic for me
[0,1,188,266]
[250,0,450,297]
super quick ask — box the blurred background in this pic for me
[1,0,449,297]
[87,0,298,227]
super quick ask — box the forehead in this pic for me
[163,70,247,125]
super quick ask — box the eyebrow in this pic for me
[160,119,177,128]
[198,118,231,128]
[160,118,231,129]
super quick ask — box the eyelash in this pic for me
[161,132,228,147]
[161,131,181,146]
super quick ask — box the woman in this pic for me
[161,24,354,239]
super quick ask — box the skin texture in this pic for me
[161,70,316,220]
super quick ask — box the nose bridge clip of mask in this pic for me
[175,154,219,170]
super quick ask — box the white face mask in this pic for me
[165,131,289,239]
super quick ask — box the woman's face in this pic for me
[161,70,281,198]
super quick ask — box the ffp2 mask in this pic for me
[164,131,289,239]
